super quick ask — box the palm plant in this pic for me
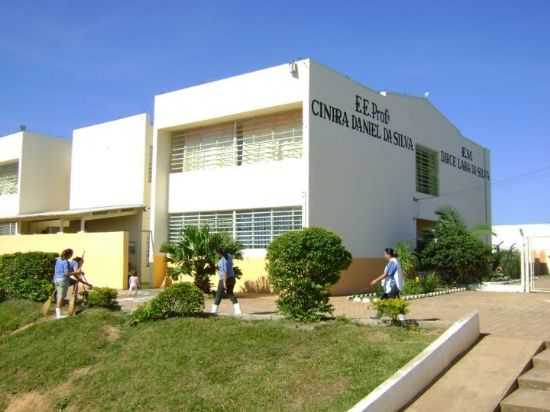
[160,226,243,293]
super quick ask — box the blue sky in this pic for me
[1,1,548,224]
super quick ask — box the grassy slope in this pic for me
[0,299,43,336]
[0,301,438,412]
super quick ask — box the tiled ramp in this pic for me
[406,336,544,412]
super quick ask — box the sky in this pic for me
[1,0,549,224]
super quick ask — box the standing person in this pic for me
[370,248,404,299]
[128,271,140,296]
[53,248,80,319]
[70,257,93,289]
[210,247,242,315]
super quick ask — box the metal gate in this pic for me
[520,234,550,292]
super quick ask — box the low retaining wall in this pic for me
[348,311,480,412]
[0,232,129,289]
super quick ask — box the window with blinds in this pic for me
[168,210,234,243]
[416,145,439,196]
[169,110,303,173]
[0,162,18,196]
[0,222,16,236]
[236,207,302,249]
[168,206,302,248]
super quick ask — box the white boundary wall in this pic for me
[349,312,480,412]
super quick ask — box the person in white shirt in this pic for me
[128,271,140,297]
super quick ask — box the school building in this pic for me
[0,59,491,294]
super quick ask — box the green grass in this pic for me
[0,299,42,336]
[0,300,439,412]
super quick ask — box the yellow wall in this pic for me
[150,254,384,296]
[0,232,128,289]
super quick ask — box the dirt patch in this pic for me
[103,325,121,342]
[366,330,392,342]
[5,391,51,412]
[5,366,93,412]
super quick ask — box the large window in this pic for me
[416,146,439,196]
[168,206,303,248]
[170,110,302,173]
[0,162,18,195]
[0,222,16,236]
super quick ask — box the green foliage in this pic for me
[420,272,440,293]
[0,288,6,303]
[492,246,521,279]
[131,282,204,323]
[401,272,440,295]
[161,226,243,293]
[372,298,409,323]
[87,288,119,309]
[419,207,491,284]
[402,278,423,295]
[0,252,57,302]
[267,227,352,321]
[394,242,418,277]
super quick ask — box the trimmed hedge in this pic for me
[0,252,57,302]
[87,288,119,310]
[132,282,204,323]
[267,227,352,321]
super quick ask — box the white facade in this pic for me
[307,61,491,257]
[71,113,152,210]
[151,59,491,260]
[0,131,71,220]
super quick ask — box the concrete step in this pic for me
[519,367,550,390]
[501,388,550,412]
[533,349,550,369]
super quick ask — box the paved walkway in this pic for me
[119,289,550,341]
[210,291,550,341]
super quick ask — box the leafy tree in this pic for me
[161,226,243,293]
[419,207,491,284]
[267,228,352,321]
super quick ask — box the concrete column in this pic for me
[80,218,86,232]
[58,220,65,234]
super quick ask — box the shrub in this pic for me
[372,298,409,324]
[402,278,423,295]
[267,227,352,321]
[0,252,57,301]
[394,242,418,277]
[495,248,521,279]
[0,288,6,303]
[419,207,491,284]
[87,288,119,309]
[132,283,204,323]
[420,272,440,293]
[161,226,244,293]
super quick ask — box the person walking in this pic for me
[128,271,140,296]
[210,247,242,315]
[53,248,80,319]
[370,248,404,299]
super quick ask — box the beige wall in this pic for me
[19,133,71,214]
[0,232,128,289]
